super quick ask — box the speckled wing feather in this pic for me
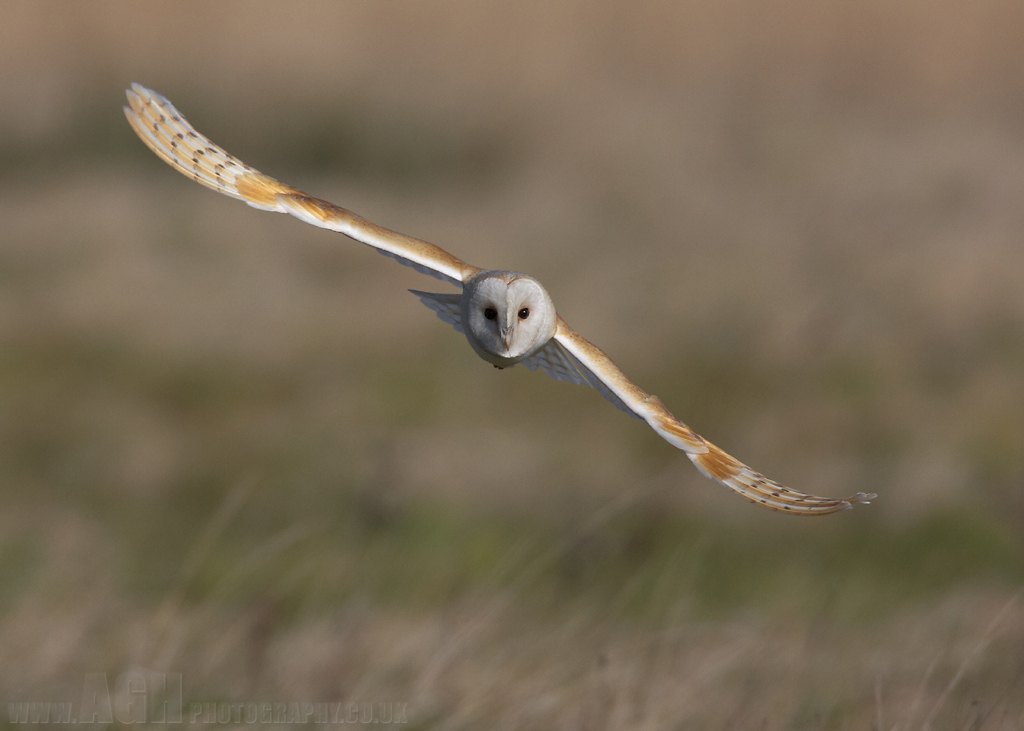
[553,318,876,515]
[123,84,480,287]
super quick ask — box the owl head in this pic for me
[460,271,557,365]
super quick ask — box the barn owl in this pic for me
[124,84,876,515]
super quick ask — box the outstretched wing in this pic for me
[553,318,876,515]
[124,84,481,287]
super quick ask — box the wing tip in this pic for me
[125,83,177,119]
[126,83,149,107]
[689,444,880,516]
[124,86,140,115]
[127,82,160,102]
[847,491,878,506]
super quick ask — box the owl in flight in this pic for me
[124,84,875,515]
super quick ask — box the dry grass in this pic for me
[2,2,1024,728]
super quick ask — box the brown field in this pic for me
[2,2,1024,728]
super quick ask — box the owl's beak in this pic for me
[500,324,514,352]
[500,311,515,352]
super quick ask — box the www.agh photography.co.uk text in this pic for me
[7,672,408,725]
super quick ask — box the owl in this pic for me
[124,84,875,515]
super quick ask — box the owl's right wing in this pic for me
[124,84,481,287]
[552,317,876,515]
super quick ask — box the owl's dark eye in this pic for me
[484,307,497,320]
[518,307,530,320]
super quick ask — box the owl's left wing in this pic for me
[124,84,480,287]
[552,318,876,515]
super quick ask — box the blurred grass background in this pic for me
[2,1,1024,728]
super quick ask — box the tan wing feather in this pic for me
[553,318,876,515]
[123,84,480,286]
